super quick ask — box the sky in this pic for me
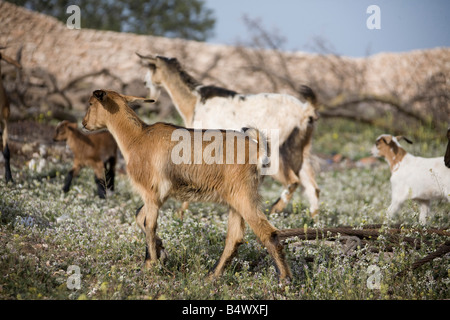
[203,0,450,57]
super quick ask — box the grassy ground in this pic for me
[0,118,449,300]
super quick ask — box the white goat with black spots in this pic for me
[137,53,320,217]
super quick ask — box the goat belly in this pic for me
[172,183,223,203]
[393,156,450,200]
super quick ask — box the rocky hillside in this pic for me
[1,1,449,125]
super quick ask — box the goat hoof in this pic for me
[144,259,156,270]
[143,251,168,270]
[158,249,169,264]
[206,273,219,282]
[310,210,319,218]
[278,276,291,289]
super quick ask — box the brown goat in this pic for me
[82,89,292,280]
[445,128,450,168]
[53,120,118,198]
[0,48,21,183]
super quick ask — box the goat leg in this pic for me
[104,156,116,191]
[63,169,74,193]
[270,182,299,214]
[208,208,245,279]
[3,143,13,183]
[94,175,106,199]
[136,204,168,266]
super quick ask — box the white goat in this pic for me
[137,53,320,216]
[371,134,450,224]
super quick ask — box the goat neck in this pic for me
[385,147,408,173]
[152,59,198,126]
[108,110,151,170]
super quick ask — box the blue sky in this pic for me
[203,0,450,57]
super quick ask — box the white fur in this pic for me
[382,150,450,224]
[145,70,161,101]
[192,92,316,144]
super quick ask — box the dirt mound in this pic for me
[1,1,449,113]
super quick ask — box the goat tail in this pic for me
[242,127,269,171]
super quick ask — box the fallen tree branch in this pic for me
[395,240,450,278]
[278,225,450,247]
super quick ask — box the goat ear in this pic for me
[299,85,318,107]
[380,136,391,145]
[67,122,78,129]
[93,90,107,102]
[122,94,155,104]
[396,136,413,144]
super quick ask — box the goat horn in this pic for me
[396,136,413,144]
[122,94,155,104]
[135,52,157,62]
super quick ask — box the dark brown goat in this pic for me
[53,120,117,198]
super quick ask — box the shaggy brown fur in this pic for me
[53,120,118,198]
[82,89,292,280]
[0,50,21,182]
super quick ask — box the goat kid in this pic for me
[82,89,292,280]
[137,53,320,217]
[371,134,450,224]
[0,49,21,183]
[53,120,117,198]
